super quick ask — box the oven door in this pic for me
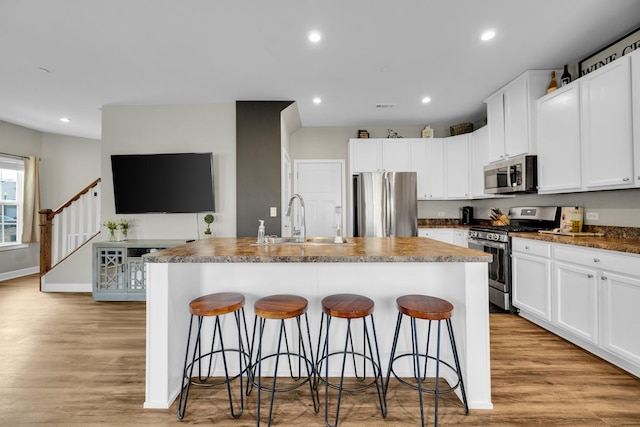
[468,237,512,310]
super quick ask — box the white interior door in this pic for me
[294,160,345,238]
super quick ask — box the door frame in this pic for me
[293,159,347,237]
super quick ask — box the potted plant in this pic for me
[204,214,214,238]
[103,220,118,241]
[118,218,131,241]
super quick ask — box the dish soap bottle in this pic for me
[257,220,265,244]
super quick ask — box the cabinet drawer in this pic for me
[554,244,640,277]
[512,238,551,258]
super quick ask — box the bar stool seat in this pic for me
[250,294,319,426]
[317,293,387,427]
[386,294,468,426]
[177,292,250,421]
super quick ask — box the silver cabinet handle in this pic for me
[601,276,608,280]
[622,177,630,182]
[593,258,600,263]
[587,274,594,278]
[525,246,530,250]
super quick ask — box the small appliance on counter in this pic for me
[461,206,474,225]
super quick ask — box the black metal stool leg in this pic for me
[364,314,387,417]
[447,318,469,414]
[177,314,199,420]
[411,316,426,427]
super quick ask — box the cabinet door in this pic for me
[632,50,640,187]
[452,230,468,248]
[512,252,552,320]
[554,261,598,344]
[503,76,530,158]
[600,271,640,366]
[425,139,445,199]
[382,139,410,171]
[469,126,493,198]
[96,248,125,292]
[127,257,146,293]
[537,84,582,193]
[350,139,381,173]
[486,93,506,163]
[410,139,429,199]
[418,228,453,243]
[445,134,469,199]
[580,56,634,189]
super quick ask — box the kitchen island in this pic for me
[143,237,493,410]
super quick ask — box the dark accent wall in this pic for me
[236,101,293,237]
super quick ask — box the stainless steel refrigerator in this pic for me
[354,171,418,237]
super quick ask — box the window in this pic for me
[0,157,24,245]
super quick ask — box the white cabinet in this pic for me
[350,139,381,173]
[349,138,412,173]
[515,239,640,377]
[511,238,552,321]
[409,139,429,199]
[537,84,582,193]
[445,134,470,199]
[580,55,634,190]
[632,50,640,187]
[469,126,494,198]
[485,70,553,163]
[424,138,446,199]
[553,260,599,344]
[418,228,468,247]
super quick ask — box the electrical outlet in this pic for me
[437,212,445,217]
[270,207,277,217]
[586,212,599,220]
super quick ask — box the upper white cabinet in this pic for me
[349,138,411,173]
[469,126,494,198]
[409,139,429,199]
[632,50,640,187]
[580,55,634,190]
[381,139,411,171]
[445,134,470,199]
[537,84,582,193]
[425,138,446,199]
[485,70,554,163]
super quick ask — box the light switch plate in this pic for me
[270,207,277,217]
[586,212,598,220]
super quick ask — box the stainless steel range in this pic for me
[467,206,561,312]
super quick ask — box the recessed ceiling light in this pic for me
[422,97,432,104]
[480,29,496,41]
[308,31,322,43]
[313,97,322,104]
[60,117,71,123]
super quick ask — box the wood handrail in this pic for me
[49,178,101,218]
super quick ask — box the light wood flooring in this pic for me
[1,275,639,426]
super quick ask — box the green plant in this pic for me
[118,218,131,238]
[204,214,214,235]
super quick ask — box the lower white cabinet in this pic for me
[418,228,468,248]
[513,238,640,377]
[512,239,552,320]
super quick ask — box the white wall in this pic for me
[101,104,236,240]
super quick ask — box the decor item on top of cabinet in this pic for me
[358,129,369,138]
[561,65,572,86]
[103,219,118,241]
[387,129,403,138]
[118,218,131,241]
[421,126,433,138]
[449,122,473,136]
[579,26,640,77]
[546,71,558,93]
[203,213,214,238]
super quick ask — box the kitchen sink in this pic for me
[251,236,352,246]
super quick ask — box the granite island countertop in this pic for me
[143,236,492,263]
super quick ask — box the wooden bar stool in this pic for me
[249,294,319,426]
[317,293,387,427]
[177,292,250,421]
[385,294,468,426]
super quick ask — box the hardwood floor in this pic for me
[1,275,639,426]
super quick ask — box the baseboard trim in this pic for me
[0,266,39,282]
[40,278,92,293]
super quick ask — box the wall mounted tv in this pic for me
[111,152,215,214]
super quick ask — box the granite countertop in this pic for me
[143,237,492,264]
[510,232,640,256]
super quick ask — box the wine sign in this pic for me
[579,27,640,77]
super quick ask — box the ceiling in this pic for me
[1,1,639,140]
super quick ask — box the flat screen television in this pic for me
[111,152,215,214]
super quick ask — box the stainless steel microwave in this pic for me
[483,155,537,194]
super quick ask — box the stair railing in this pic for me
[39,178,101,275]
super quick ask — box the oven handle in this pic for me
[467,238,508,250]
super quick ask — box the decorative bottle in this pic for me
[547,71,558,94]
[561,65,572,86]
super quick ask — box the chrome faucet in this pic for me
[286,194,306,243]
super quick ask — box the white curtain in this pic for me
[21,156,40,243]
